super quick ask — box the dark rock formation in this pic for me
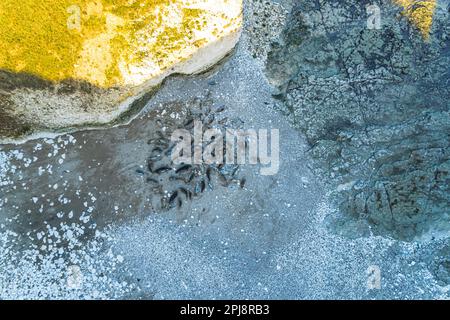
[266,0,450,241]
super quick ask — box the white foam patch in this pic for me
[0,222,136,299]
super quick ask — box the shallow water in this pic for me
[1,0,449,299]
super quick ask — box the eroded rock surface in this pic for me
[266,0,450,241]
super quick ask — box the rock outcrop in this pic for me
[0,0,242,141]
[266,0,449,241]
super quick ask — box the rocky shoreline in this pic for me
[0,0,242,142]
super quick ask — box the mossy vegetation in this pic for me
[395,0,436,39]
[0,0,242,88]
